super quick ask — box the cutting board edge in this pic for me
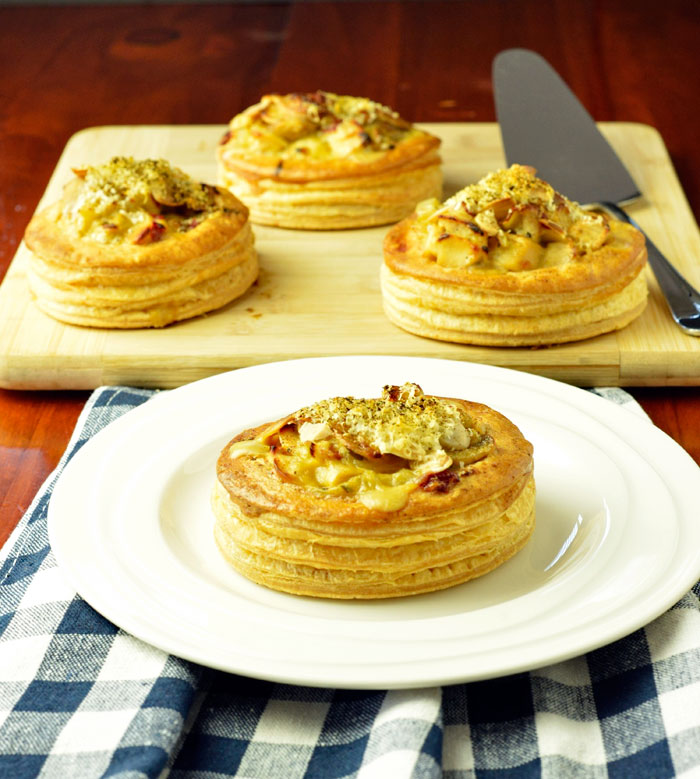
[2,121,699,390]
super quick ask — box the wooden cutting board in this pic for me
[1,122,699,389]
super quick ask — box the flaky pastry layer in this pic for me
[213,475,535,598]
[213,390,535,599]
[219,155,442,229]
[381,262,648,346]
[217,91,442,228]
[24,162,258,328]
[381,166,648,345]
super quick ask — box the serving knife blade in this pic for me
[493,48,700,335]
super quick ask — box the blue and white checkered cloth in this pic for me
[1,386,699,778]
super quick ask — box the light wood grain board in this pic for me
[1,122,699,389]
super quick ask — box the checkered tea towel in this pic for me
[1,386,699,778]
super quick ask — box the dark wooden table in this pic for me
[1,0,699,547]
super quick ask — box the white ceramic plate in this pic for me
[48,356,700,689]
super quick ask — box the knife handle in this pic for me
[601,202,700,335]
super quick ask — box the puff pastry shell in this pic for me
[24,157,258,328]
[217,91,442,229]
[381,165,648,345]
[213,383,535,599]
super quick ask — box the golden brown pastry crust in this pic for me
[24,158,258,329]
[381,165,648,346]
[217,91,442,229]
[212,476,535,599]
[213,386,535,599]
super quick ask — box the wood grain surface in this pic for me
[1,1,699,547]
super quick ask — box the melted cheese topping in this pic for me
[231,384,494,511]
[297,383,475,461]
[417,164,610,272]
[63,157,231,244]
[221,91,422,162]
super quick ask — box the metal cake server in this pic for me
[492,47,700,335]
